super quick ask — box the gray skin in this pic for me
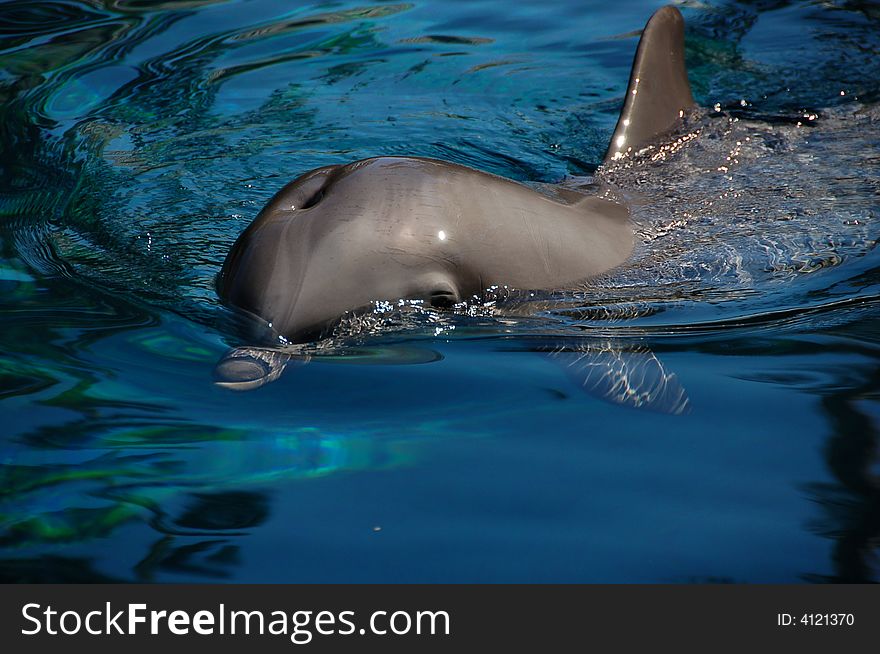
[219,158,631,340]
[218,5,694,344]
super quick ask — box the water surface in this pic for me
[1,0,879,582]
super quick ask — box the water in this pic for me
[1,0,879,582]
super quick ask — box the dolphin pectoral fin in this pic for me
[543,342,691,415]
[604,5,695,163]
[213,347,307,391]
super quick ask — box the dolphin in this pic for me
[214,5,696,404]
[218,5,694,341]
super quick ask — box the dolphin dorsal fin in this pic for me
[604,6,694,163]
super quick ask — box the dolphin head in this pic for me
[218,159,477,342]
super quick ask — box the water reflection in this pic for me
[213,344,443,390]
[134,490,270,581]
[698,308,880,582]
[1,0,879,582]
[0,556,124,583]
[3,305,880,580]
[810,362,880,582]
[135,537,242,581]
[685,0,880,107]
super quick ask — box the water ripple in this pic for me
[2,0,880,582]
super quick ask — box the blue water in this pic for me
[1,0,879,582]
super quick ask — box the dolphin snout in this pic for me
[213,348,292,391]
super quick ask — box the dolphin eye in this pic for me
[429,290,457,309]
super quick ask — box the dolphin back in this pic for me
[604,5,694,162]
